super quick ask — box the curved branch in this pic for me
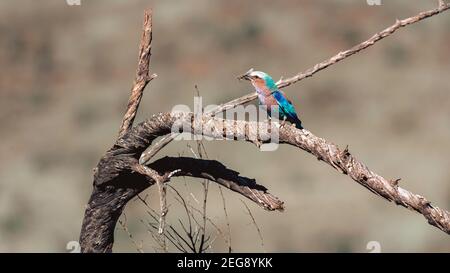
[133,112,450,235]
[148,156,284,211]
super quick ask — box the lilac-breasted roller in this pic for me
[239,69,303,129]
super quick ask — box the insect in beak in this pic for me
[237,68,254,81]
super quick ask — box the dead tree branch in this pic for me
[135,112,450,235]
[118,9,157,138]
[206,3,450,116]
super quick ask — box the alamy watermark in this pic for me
[66,241,81,253]
[367,0,382,5]
[366,241,382,253]
[66,0,81,5]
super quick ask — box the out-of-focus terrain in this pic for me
[0,0,449,252]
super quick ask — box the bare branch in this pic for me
[118,9,157,138]
[206,3,450,117]
[147,156,285,211]
[276,3,450,89]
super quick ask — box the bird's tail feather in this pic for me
[293,117,303,129]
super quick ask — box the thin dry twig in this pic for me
[136,195,172,252]
[218,186,232,253]
[199,159,209,251]
[138,194,192,252]
[169,185,202,252]
[241,200,265,252]
[206,3,450,116]
[118,214,144,253]
[134,165,169,251]
[185,200,229,248]
[137,175,225,252]
[194,87,211,252]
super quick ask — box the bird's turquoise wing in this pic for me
[272,90,303,129]
[272,90,298,120]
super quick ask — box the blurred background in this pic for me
[0,0,449,252]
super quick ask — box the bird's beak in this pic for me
[238,74,251,80]
[237,68,254,81]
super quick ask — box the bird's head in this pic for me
[238,68,277,91]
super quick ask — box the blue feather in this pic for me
[272,90,303,129]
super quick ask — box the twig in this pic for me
[218,186,232,253]
[133,165,168,251]
[185,201,229,249]
[118,9,157,138]
[206,3,450,117]
[169,185,201,252]
[138,195,191,252]
[194,91,211,252]
[170,184,227,252]
[241,200,265,252]
[118,214,144,253]
[138,180,218,253]
[276,3,450,89]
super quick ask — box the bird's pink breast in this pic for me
[253,81,278,110]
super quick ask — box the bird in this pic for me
[238,69,303,129]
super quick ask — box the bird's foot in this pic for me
[280,117,288,127]
[254,139,263,148]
